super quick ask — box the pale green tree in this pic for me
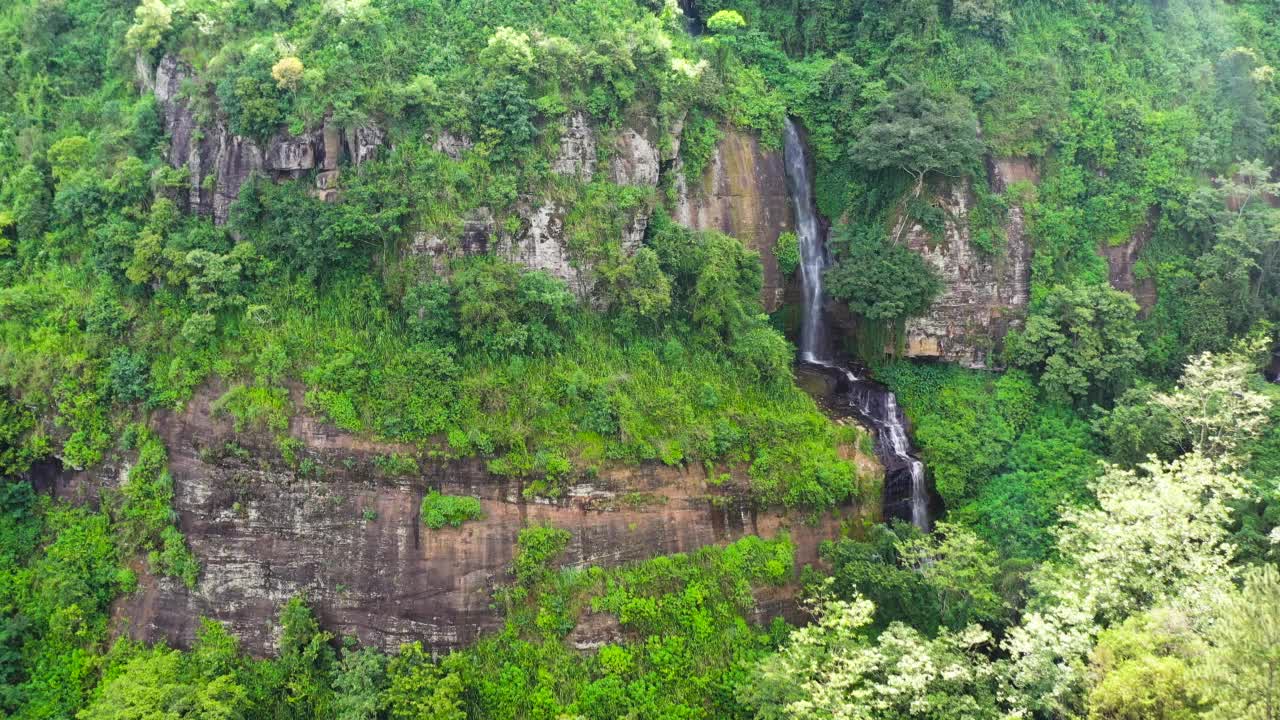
[1001,453,1248,715]
[1152,345,1273,464]
[741,583,1001,720]
[1198,564,1280,720]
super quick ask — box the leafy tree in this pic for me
[332,645,387,720]
[825,223,942,323]
[741,585,1001,719]
[125,0,172,51]
[849,86,981,197]
[384,643,465,720]
[1005,282,1143,404]
[76,649,249,720]
[1198,564,1280,720]
[216,49,289,140]
[896,522,1004,629]
[1086,608,1206,720]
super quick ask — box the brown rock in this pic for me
[673,127,794,312]
[1100,207,1159,318]
[68,385,869,656]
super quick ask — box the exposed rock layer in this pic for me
[673,127,794,312]
[895,158,1035,368]
[1100,207,1159,317]
[38,387,866,656]
[150,55,383,223]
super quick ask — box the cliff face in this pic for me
[150,54,384,224]
[39,386,872,656]
[411,112,662,298]
[1100,208,1159,318]
[894,158,1035,368]
[673,127,794,312]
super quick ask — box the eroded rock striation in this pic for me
[894,157,1035,368]
[34,386,868,656]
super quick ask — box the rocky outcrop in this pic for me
[32,385,872,656]
[149,54,384,224]
[673,127,794,312]
[1100,207,1159,318]
[553,112,596,181]
[415,117,661,297]
[610,120,660,187]
[896,158,1034,368]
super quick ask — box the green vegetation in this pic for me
[3,0,1280,718]
[419,491,484,530]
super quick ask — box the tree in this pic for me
[849,86,981,197]
[1198,564,1280,720]
[384,643,465,720]
[1001,453,1248,715]
[272,57,304,91]
[1086,608,1205,720]
[333,646,387,720]
[1152,346,1273,464]
[741,584,1001,720]
[76,649,248,720]
[896,522,1004,629]
[1005,282,1143,404]
[825,223,942,323]
[125,0,172,52]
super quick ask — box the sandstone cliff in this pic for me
[672,127,794,312]
[892,158,1035,368]
[36,385,874,656]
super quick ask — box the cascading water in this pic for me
[782,117,933,531]
[783,118,828,363]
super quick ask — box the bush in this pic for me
[420,491,484,530]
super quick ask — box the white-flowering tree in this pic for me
[742,584,1001,720]
[1153,347,1272,464]
[1199,564,1280,720]
[1001,453,1248,715]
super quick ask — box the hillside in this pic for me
[1,0,1279,718]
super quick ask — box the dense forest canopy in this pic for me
[0,0,1278,718]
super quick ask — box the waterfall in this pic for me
[782,118,827,363]
[782,117,933,531]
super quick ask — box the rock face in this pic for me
[610,121,661,187]
[553,112,596,181]
[36,386,868,656]
[895,158,1035,368]
[150,54,383,224]
[1100,207,1159,318]
[673,127,794,312]
[415,117,662,298]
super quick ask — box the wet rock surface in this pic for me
[673,126,794,311]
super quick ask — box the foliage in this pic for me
[1006,282,1143,404]
[773,231,799,277]
[419,491,485,530]
[849,86,981,194]
[824,224,942,324]
[741,584,1000,720]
